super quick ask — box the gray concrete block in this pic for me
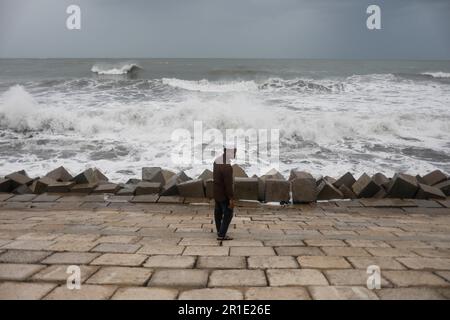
[352,173,381,198]
[264,179,290,203]
[234,177,259,200]
[333,172,356,189]
[415,183,446,200]
[422,170,447,186]
[386,173,419,198]
[135,182,162,195]
[177,179,205,198]
[291,175,317,203]
[45,166,73,182]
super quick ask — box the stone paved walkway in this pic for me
[0,194,450,300]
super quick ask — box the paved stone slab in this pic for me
[248,256,299,269]
[183,246,229,256]
[32,265,98,283]
[44,284,117,300]
[0,194,14,201]
[267,269,328,286]
[345,240,391,248]
[144,255,196,269]
[376,288,445,300]
[304,239,347,247]
[197,256,246,269]
[2,240,53,251]
[396,257,450,270]
[221,240,264,247]
[179,288,243,300]
[96,235,141,244]
[131,195,159,203]
[138,245,184,255]
[209,269,266,287]
[112,287,178,300]
[91,253,148,266]
[274,246,324,256]
[309,286,379,300]
[7,195,37,202]
[230,246,275,256]
[298,256,351,269]
[0,250,52,263]
[92,243,141,254]
[435,271,450,282]
[149,269,208,287]
[42,252,100,265]
[383,270,448,287]
[0,282,57,300]
[347,257,405,270]
[86,267,152,286]
[321,247,370,257]
[48,241,97,252]
[245,287,310,300]
[366,248,417,257]
[32,194,62,202]
[324,269,391,287]
[0,263,45,280]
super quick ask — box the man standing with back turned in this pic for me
[213,146,236,241]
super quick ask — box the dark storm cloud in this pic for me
[0,0,449,59]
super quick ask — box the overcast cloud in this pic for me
[0,0,449,59]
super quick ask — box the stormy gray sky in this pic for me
[1,0,449,59]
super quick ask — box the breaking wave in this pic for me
[421,72,450,78]
[91,63,141,75]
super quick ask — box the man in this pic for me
[213,146,236,241]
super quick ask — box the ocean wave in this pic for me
[421,72,450,78]
[91,63,141,75]
[162,78,259,92]
[162,77,344,93]
[1,85,448,145]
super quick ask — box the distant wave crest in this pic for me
[91,63,141,75]
[421,72,450,78]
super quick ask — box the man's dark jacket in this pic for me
[213,162,234,202]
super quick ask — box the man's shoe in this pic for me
[217,235,233,241]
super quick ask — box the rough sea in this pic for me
[0,59,449,181]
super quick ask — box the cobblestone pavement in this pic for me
[0,194,450,300]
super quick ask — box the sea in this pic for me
[0,58,449,181]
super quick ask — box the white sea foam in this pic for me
[0,72,449,181]
[91,63,140,75]
[162,78,259,92]
[421,71,450,78]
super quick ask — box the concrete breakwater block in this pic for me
[264,179,290,203]
[0,178,12,192]
[234,177,259,200]
[352,173,381,198]
[13,184,34,194]
[291,171,317,203]
[317,181,343,200]
[258,169,286,202]
[30,177,56,194]
[422,170,447,186]
[338,184,356,199]
[415,183,446,200]
[386,173,418,198]
[47,181,75,193]
[372,173,390,189]
[433,180,450,196]
[45,166,73,182]
[72,168,108,185]
[198,169,213,181]
[70,183,98,194]
[161,171,191,196]
[116,184,138,196]
[126,178,141,184]
[333,172,356,189]
[289,170,303,181]
[93,183,121,194]
[142,167,176,185]
[5,171,33,189]
[232,164,248,179]
[177,179,205,198]
[135,181,161,195]
[262,168,285,180]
